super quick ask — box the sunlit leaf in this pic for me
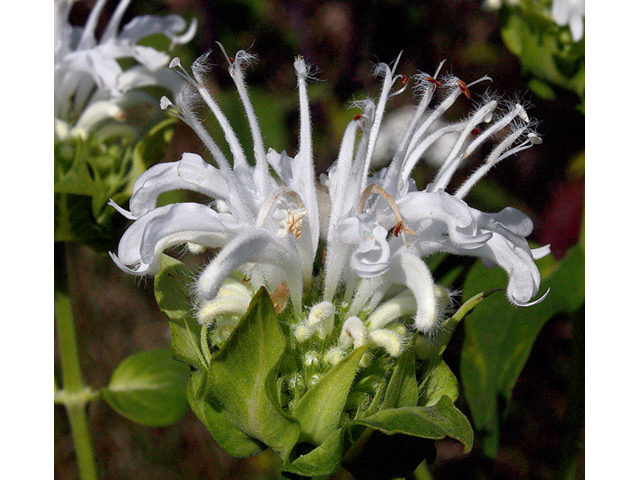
[206,288,300,457]
[102,349,190,426]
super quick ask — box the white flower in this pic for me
[55,0,197,135]
[321,56,550,332]
[552,0,585,42]
[111,49,549,349]
[110,50,319,316]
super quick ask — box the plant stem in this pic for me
[56,288,99,480]
[411,460,433,480]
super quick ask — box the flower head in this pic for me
[55,0,197,136]
[111,49,550,358]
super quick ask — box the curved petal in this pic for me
[196,229,303,313]
[126,153,229,218]
[338,214,392,278]
[478,206,534,237]
[385,250,438,332]
[472,234,548,306]
[132,45,170,71]
[351,224,391,278]
[113,203,239,275]
[398,190,491,249]
[120,14,190,44]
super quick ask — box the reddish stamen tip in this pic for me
[425,76,442,87]
[458,79,471,99]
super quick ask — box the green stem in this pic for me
[411,460,433,480]
[56,288,99,480]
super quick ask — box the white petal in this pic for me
[119,14,188,44]
[196,229,303,312]
[367,292,416,330]
[126,153,229,218]
[339,316,368,349]
[132,45,170,71]
[113,203,239,275]
[387,250,438,332]
[480,206,534,237]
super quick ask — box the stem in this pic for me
[411,460,434,480]
[56,286,99,480]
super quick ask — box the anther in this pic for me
[425,76,443,87]
[458,79,471,99]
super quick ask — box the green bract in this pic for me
[154,255,480,478]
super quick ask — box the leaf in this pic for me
[419,360,459,407]
[460,244,585,457]
[206,287,300,457]
[282,428,345,478]
[102,349,190,426]
[354,395,474,454]
[379,339,418,410]
[154,255,208,371]
[187,369,264,458]
[292,346,367,446]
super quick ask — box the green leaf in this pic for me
[206,288,300,457]
[187,370,264,458]
[282,428,345,477]
[102,349,190,426]
[293,346,367,446]
[154,255,208,371]
[460,244,585,457]
[354,395,474,454]
[380,339,418,410]
[419,360,459,407]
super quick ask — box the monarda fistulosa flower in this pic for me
[109,47,550,477]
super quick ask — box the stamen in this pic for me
[425,76,443,87]
[277,208,308,239]
[256,188,307,235]
[360,184,415,239]
[458,79,471,99]
[215,41,234,67]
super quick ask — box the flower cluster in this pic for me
[54,0,196,138]
[110,49,549,361]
